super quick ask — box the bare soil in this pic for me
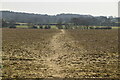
[2,29,119,79]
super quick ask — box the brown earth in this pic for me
[2,29,119,79]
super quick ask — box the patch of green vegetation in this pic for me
[95,26,108,28]
[16,25,29,28]
[50,25,57,29]
[112,27,120,29]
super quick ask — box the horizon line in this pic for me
[0,10,118,17]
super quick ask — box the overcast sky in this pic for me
[0,0,119,17]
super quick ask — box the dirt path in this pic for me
[42,29,66,78]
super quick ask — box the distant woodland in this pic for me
[0,11,120,28]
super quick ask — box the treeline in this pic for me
[0,19,16,28]
[71,17,119,26]
[1,11,120,28]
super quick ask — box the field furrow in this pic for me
[2,29,119,79]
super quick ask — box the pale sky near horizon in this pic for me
[0,0,119,17]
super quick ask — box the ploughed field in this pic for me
[2,28,119,78]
